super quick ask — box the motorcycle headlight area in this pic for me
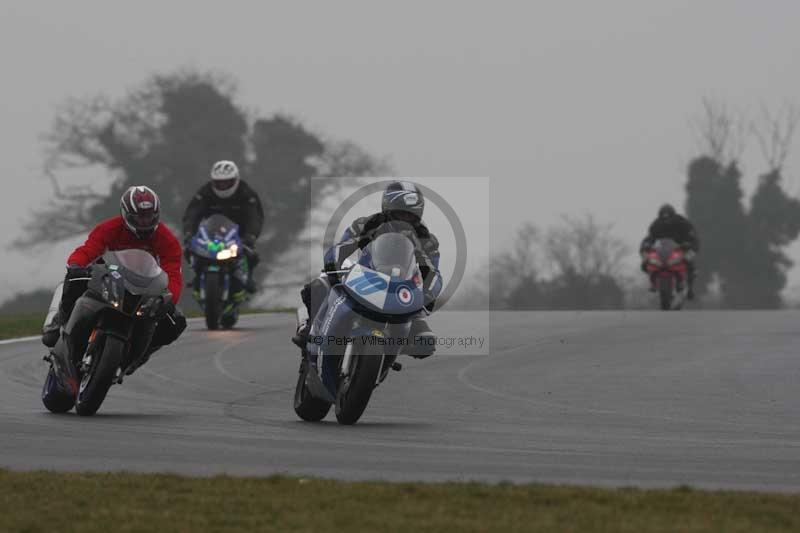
[216,243,239,260]
[648,256,662,266]
[667,255,684,265]
[102,275,123,309]
[136,295,164,318]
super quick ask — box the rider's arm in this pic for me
[181,187,209,241]
[155,225,184,304]
[416,233,442,311]
[640,221,657,252]
[238,184,264,244]
[324,215,381,270]
[323,227,358,272]
[66,219,114,267]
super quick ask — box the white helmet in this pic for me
[210,160,240,198]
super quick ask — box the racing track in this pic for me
[1,311,799,491]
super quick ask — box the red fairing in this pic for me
[67,216,184,303]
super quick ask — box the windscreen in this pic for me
[110,249,163,278]
[654,239,677,260]
[366,232,416,278]
[202,214,238,239]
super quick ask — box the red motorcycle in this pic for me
[644,239,687,310]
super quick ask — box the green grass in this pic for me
[0,471,798,533]
[0,308,292,341]
[0,313,45,340]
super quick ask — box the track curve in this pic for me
[1,311,799,491]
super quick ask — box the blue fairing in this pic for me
[189,215,243,260]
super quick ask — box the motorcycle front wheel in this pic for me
[204,272,223,330]
[658,277,673,311]
[335,344,383,425]
[75,336,125,416]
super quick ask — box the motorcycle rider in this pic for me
[640,203,700,299]
[182,160,264,294]
[293,180,442,358]
[41,185,187,372]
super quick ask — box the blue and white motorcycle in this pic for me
[294,232,426,425]
[186,214,249,330]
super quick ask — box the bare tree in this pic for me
[544,214,629,280]
[753,102,800,172]
[690,97,748,165]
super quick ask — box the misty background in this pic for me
[3,1,800,310]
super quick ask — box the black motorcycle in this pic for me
[42,249,170,416]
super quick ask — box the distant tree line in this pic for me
[462,99,800,311]
[685,99,800,308]
[455,215,630,310]
[22,69,389,288]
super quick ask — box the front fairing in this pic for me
[189,215,243,264]
[342,263,425,315]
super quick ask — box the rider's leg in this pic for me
[686,260,697,300]
[243,249,259,294]
[125,307,187,375]
[292,275,331,348]
[406,314,437,358]
[42,270,90,347]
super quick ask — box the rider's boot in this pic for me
[408,318,436,359]
[245,275,258,294]
[41,309,63,348]
[292,318,309,349]
[686,263,696,300]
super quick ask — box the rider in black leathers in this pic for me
[293,181,442,358]
[182,160,264,293]
[640,204,700,299]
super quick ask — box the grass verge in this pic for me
[0,313,45,340]
[0,470,798,533]
[0,308,291,341]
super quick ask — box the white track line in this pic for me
[0,312,284,346]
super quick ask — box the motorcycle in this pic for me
[644,238,688,310]
[294,232,424,425]
[187,214,249,330]
[41,249,170,416]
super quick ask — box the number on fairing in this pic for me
[348,270,388,295]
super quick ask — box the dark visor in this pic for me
[130,211,158,228]
[213,178,237,191]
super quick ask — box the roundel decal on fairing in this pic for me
[397,286,414,306]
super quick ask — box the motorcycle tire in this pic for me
[335,345,382,425]
[75,336,125,416]
[658,277,673,311]
[204,272,223,330]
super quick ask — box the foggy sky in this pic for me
[2,1,800,301]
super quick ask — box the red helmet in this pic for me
[120,186,160,239]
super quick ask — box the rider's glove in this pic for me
[66,264,91,280]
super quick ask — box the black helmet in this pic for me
[658,203,676,220]
[381,181,424,221]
